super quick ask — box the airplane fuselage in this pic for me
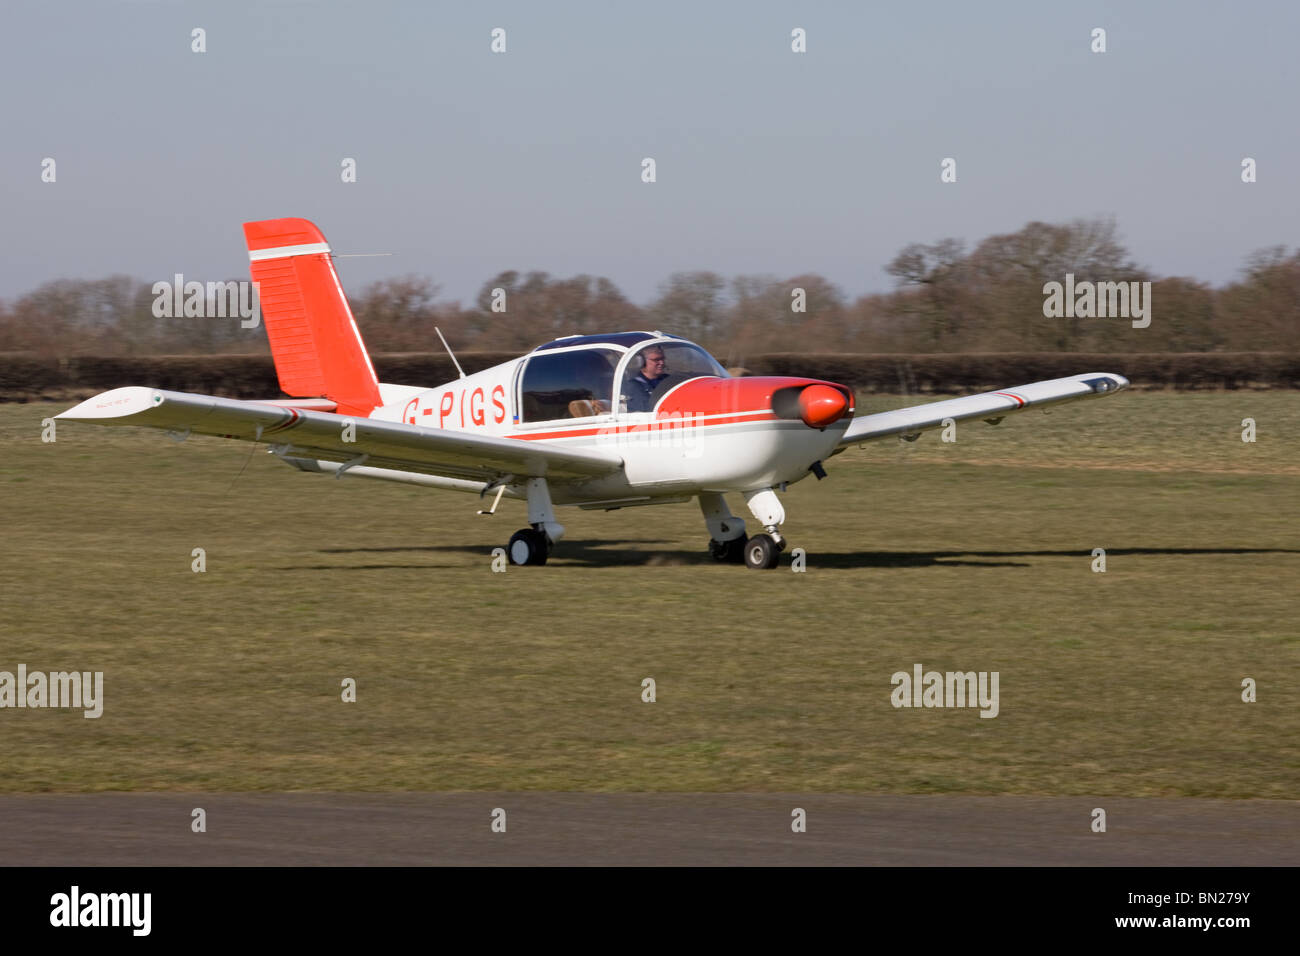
[366,335,853,505]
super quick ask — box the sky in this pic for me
[1,0,1297,306]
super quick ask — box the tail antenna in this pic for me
[435,327,466,380]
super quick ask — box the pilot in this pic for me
[624,346,667,413]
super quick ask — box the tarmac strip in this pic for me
[1,793,1295,866]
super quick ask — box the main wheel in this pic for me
[708,533,748,563]
[743,533,781,570]
[508,528,549,566]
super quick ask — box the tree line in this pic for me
[1,218,1296,356]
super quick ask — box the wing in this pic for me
[837,373,1129,446]
[58,387,623,482]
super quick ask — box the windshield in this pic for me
[619,342,728,413]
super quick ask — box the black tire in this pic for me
[507,528,549,566]
[709,534,748,563]
[743,533,780,570]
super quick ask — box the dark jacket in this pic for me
[624,372,664,412]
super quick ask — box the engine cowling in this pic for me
[654,376,853,429]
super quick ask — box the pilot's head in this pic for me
[638,347,667,380]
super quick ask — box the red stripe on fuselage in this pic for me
[511,410,779,442]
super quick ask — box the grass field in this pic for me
[1,392,1297,796]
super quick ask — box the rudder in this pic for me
[243,217,382,416]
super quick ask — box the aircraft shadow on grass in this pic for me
[277,544,1300,571]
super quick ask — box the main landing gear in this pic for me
[708,535,747,563]
[508,527,549,566]
[507,477,565,567]
[701,492,746,564]
[700,489,789,570]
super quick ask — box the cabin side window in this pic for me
[519,348,619,422]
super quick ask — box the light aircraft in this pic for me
[59,218,1130,569]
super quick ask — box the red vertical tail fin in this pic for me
[243,218,382,417]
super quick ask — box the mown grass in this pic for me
[0,392,1296,795]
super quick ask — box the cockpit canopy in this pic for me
[520,347,620,421]
[519,334,728,422]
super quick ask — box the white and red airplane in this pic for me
[59,218,1129,569]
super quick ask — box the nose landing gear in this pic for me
[741,487,789,570]
[743,533,784,569]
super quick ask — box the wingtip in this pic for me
[56,387,161,421]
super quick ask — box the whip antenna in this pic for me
[436,327,466,380]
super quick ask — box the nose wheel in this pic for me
[508,527,549,566]
[743,533,784,570]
